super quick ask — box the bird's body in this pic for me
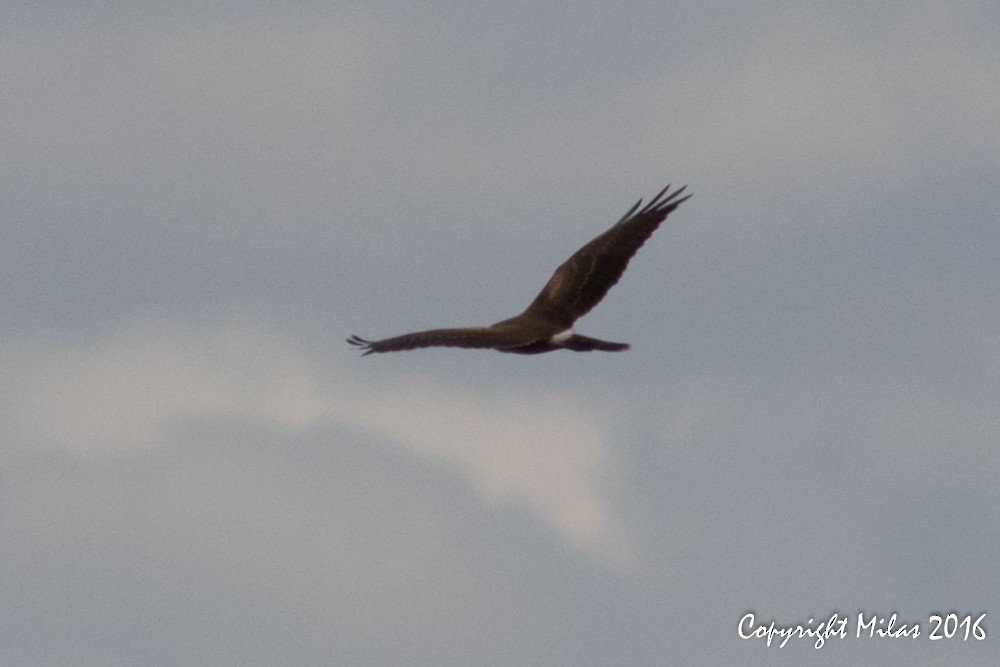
[348,184,691,356]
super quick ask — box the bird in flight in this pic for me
[348,184,691,355]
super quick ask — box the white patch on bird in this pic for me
[550,329,574,344]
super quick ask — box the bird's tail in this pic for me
[561,334,630,352]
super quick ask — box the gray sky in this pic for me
[3,1,999,665]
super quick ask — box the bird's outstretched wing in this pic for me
[347,327,532,356]
[521,184,691,329]
[350,184,691,356]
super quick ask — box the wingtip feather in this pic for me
[348,335,377,355]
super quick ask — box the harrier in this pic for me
[348,184,691,355]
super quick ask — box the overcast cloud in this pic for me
[2,1,998,665]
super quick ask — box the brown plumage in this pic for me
[348,184,691,356]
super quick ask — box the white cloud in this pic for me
[339,376,636,565]
[3,319,635,567]
[7,320,325,454]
